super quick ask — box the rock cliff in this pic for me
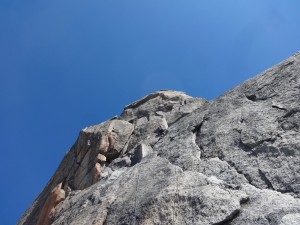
[18,52,300,225]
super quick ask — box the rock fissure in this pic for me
[241,137,275,151]
[167,112,190,127]
[271,105,287,111]
[258,169,275,190]
[133,172,140,225]
[120,131,134,157]
[238,139,257,157]
[221,158,252,185]
[283,108,300,118]
[212,209,240,225]
[193,117,208,155]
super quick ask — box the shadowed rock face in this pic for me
[18,53,300,225]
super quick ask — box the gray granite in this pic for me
[18,52,300,225]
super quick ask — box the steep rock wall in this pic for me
[18,53,300,225]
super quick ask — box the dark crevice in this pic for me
[193,118,206,154]
[120,130,135,157]
[192,122,203,135]
[213,209,240,225]
[246,94,257,101]
[167,112,190,127]
[254,137,275,147]
[278,188,299,196]
[258,169,274,190]
[128,119,134,124]
[75,145,92,166]
[102,206,113,225]
[283,108,300,118]
[154,127,167,137]
[271,105,287,111]
[222,158,252,184]
[238,140,257,157]
[127,115,150,124]
[152,130,169,149]
[256,83,271,92]
[239,136,275,154]
[109,115,119,120]
[245,93,278,102]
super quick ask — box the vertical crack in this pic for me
[133,172,140,225]
[223,159,252,184]
[238,140,257,157]
[258,169,274,190]
[173,166,178,225]
[193,121,204,153]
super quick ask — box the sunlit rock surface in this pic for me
[18,53,300,225]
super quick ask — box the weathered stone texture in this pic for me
[18,52,300,225]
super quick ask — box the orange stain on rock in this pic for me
[36,182,65,225]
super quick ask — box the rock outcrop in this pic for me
[18,53,300,225]
[36,183,65,225]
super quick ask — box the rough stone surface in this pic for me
[18,52,300,225]
[130,143,153,166]
[36,182,65,225]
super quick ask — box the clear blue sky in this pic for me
[1,0,300,224]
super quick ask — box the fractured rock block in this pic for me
[36,182,65,225]
[131,143,153,165]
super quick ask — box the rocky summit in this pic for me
[18,53,300,225]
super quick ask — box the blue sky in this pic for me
[1,0,300,224]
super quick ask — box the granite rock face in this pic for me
[18,53,300,225]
